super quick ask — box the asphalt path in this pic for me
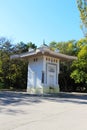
[0,91,87,130]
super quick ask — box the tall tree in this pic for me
[77,0,87,37]
[71,44,87,92]
[15,42,27,53]
[49,40,78,92]
[27,42,37,50]
[49,40,77,55]
[0,37,28,90]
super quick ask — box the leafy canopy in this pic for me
[77,0,87,37]
[71,45,87,84]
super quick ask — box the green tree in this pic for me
[15,42,28,53]
[49,40,77,92]
[49,40,77,55]
[71,45,87,92]
[49,41,57,50]
[9,41,37,90]
[77,0,87,37]
[0,37,28,90]
[27,42,37,50]
[9,59,28,89]
[0,37,13,89]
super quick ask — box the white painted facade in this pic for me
[27,55,60,94]
[27,56,43,94]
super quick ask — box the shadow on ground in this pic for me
[0,91,87,106]
[44,93,87,105]
[0,91,42,106]
[0,91,42,115]
[0,91,87,115]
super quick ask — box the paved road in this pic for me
[0,91,87,130]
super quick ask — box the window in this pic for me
[34,58,38,62]
[42,71,44,83]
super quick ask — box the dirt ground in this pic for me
[0,91,87,130]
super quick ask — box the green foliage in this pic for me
[77,0,87,37]
[71,44,87,91]
[27,42,37,50]
[49,40,78,92]
[9,59,28,89]
[0,82,4,89]
[49,41,57,50]
[78,45,87,58]
[0,37,37,90]
[49,40,77,56]
[71,69,87,83]
[15,42,28,53]
[50,38,87,92]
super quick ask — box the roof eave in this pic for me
[10,49,77,61]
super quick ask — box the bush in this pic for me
[0,82,4,89]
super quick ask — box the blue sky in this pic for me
[0,0,84,47]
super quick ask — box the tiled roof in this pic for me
[10,46,77,61]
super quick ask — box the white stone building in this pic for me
[11,45,77,94]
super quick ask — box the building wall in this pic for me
[27,56,43,94]
[27,55,60,94]
[43,56,60,93]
